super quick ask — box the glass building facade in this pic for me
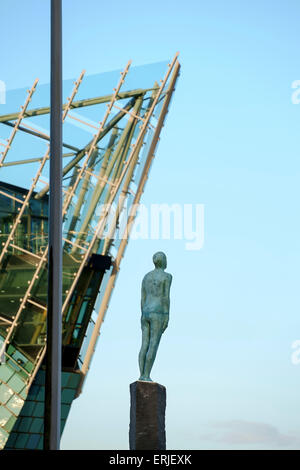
[0,56,180,449]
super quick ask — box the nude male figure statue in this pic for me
[138,252,172,382]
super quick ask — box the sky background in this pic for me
[1,0,300,450]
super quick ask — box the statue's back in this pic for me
[141,270,172,315]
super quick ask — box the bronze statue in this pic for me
[138,252,172,382]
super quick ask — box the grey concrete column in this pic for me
[129,381,166,450]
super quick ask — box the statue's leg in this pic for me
[142,314,164,381]
[138,316,150,380]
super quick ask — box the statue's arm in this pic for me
[141,277,146,311]
[162,274,172,332]
[164,274,172,312]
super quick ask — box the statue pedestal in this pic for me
[129,381,166,450]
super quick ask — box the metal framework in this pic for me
[0,54,180,450]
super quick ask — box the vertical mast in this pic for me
[44,0,62,450]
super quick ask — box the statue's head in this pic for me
[153,251,167,270]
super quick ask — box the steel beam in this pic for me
[0,89,151,123]
[1,120,80,152]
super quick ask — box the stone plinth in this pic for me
[129,381,166,450]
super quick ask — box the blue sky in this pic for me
[1,0,300,450]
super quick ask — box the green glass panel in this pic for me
[0,383,14,404]
[0,427,9,449]
[33,402,44,418]
[18,369,30,381]
[36,387,45,401]
[26,433,40,449]
[28,384,39,400]
[6,394,24,414]
[19,387,27,400]
[61,388,76,404]
[34,370,45,386]
[12,305,46,357]
[30,417,43,433]
[10,348,28,366]
[21,400,35,416]
[7,344,16,355]
[24,361,34,373]
[61,403,71,420]
[0,254,36,321]
[18,416,32,432]
[5,431,17,447]
[5,358,22,374]
[7,373,26,394]
[67,372,81,388]
[14,432,29,449]
[61,372,70,387]
[0,364,14,383]
[4,414,17,433]
[37,435,43,450]
[0,406,11,426]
